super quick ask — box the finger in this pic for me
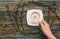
[42,20,49,26]
[38,23,41,27]
[39,21,45,29]
[42,20,47,24]
[39,21,44,26]
[38,23,42,30]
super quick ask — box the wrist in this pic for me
[48,37,57,39]
[48,34,57,39]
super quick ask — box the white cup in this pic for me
[26,9,43,26]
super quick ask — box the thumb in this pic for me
[39,21,45,30]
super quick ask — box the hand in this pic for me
[39,20,57,39]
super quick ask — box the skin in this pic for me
[39,20,57,39]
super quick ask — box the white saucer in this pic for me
[26,9,43,26]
